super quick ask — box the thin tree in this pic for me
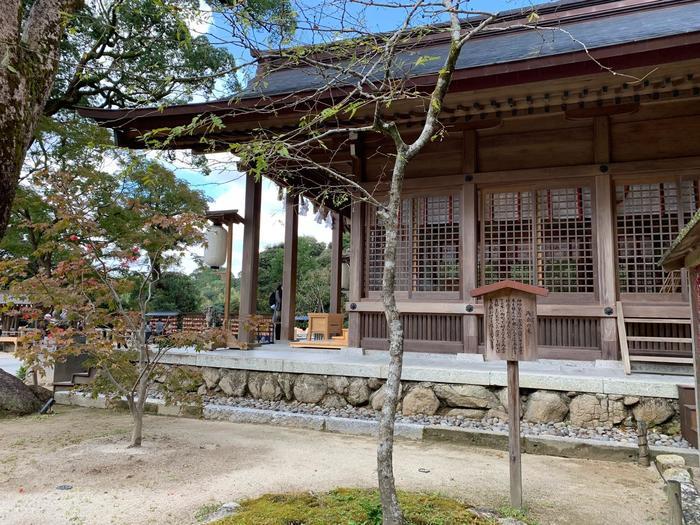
[127,0,643,519]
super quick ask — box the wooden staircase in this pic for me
[616,301,693,374]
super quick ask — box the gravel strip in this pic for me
[163,392,692,450]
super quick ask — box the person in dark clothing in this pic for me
[269,285,282,341]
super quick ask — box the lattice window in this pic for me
[365,195,460,294]
[536,188,594,293]
[481,187,594,293]
[412,196,460,292]
[617,180,700,294]
[482,191,534,284]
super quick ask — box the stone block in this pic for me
[433,384,499,409]
[293,374,327,404]
[201,367,222,389]
[443,408,486,419]
[219,370,248,397]
[569,393,626,428]
[656,454,687,473]
[402,386,440,416]
[663,467,692,484]
[632,398,675,426]
[247,371,282,401]
[524,391,569,424]
[346,378,370,406]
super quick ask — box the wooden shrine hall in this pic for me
[78,0,700,367]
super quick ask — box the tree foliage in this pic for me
[256,236,332,315]
[0,0,294,241]
[7,164,213,448]
[148,272,202,313]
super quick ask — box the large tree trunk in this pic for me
[377,147,408,525]
[0,0,83,239]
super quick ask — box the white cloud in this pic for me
[186,0,213,37]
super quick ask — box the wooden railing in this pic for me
[360,312,463,353]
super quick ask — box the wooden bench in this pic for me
[0,335,18,351]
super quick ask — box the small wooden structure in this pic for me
[289,313,348,349]
[660,208,700,453]
[471,280,548,509]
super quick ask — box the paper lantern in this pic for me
[203,224,227,269]
[341,263,350,290]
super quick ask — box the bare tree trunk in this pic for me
[129,402,144,448]
[377,146,408,525]
[127,324,151,447]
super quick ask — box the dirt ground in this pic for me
[0,406,667,525]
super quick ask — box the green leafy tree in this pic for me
[190,264,239,319]
[0,0,294,240]
[256,236,332,315]
[148,272,202,313]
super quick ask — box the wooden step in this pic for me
[625,318,691,325]
[627,336,692,344]
[629,355,693,364]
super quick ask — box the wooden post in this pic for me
[223,221,234,346]
[462,182,479,353]
[593,116,619,360]
[348,200,364,348]
[348,132,365,349]
[330,212,344,314]
[688,266,700,455]
[238,174,262,344]
[508,359,522,508]
[280,192,298,342]
[636,420,650,466]
[462,130,479,353]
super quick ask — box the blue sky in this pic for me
[170,0,543,273]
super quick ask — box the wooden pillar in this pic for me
[348,131,365,349]
[223,221,234,346]
[280,192,298,342]
[594,116,619,360]
[462,130,479,353]
[330,212,344,314]
[688,266,700,457]
[238,174,262,344]
[348,200,364,348]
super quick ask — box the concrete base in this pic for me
[156,344,691,399]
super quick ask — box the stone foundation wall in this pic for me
[157,365,680,431]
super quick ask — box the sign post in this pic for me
[471,280,548,508]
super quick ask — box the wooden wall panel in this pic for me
[364,133,464,181]
[612,115,700,162]
[478,126,593,172]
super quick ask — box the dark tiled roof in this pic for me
[241,2,700,99]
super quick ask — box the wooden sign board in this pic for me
[470,280,548,508]
[471,280,548,362]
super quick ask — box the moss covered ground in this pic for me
[214,488,535,525]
